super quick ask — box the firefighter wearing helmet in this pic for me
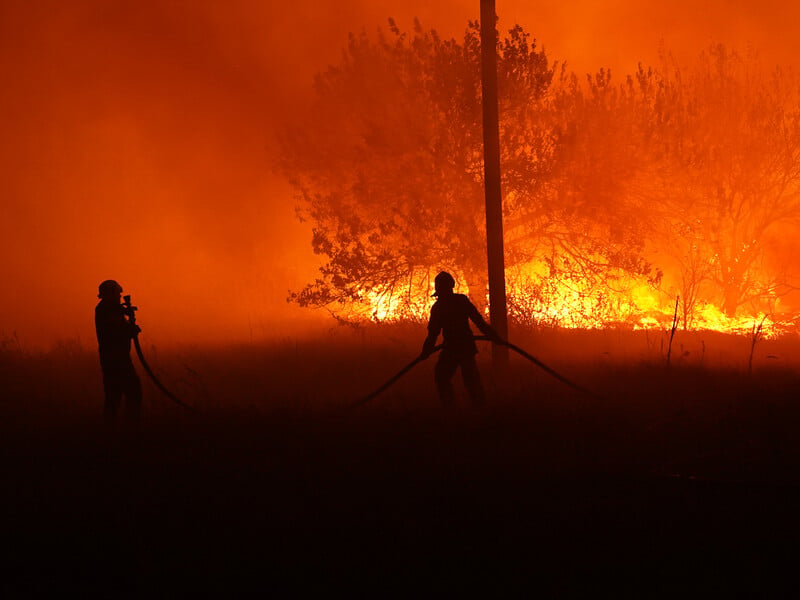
[95,280,141,421]
[420,271,503,405]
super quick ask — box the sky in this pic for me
[2,0,799,348]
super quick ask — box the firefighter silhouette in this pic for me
[421,271,502,405]
[95,280,142,420]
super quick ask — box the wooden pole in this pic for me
[480,0,509,366]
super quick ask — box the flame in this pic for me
[353,258,790,339]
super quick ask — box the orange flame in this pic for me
[355,259,790,339]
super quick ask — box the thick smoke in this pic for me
[1,0,797,347]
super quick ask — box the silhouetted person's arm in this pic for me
[96,307,133,347]
[95,303,141,366]
[466,300,504,343]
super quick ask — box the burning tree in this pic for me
[279,17,800,332]
[641,46,800,318]
[279,19,657,322]
[279,20,557,318]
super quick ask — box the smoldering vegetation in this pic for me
[3,325,800,595]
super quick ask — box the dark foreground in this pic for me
[3,329,800,596]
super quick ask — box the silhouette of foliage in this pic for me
[280,19,800,326]
[635,46,800,317]
[279,19,662,319]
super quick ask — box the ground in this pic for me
[2,325,799,595]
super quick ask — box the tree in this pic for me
[281,20,800,328]
[642,46,800,317]
[278,19,558,318]
[533,67,661,292]
[279,19,665,322]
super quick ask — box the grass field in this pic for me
[2,325,800,595]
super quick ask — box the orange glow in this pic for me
[3,2,800,348]
[354,260,789,339]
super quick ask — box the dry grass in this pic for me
[2,325,800,594]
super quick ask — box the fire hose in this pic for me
[123,295,197,412]
[349,335,604,410]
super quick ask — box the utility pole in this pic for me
[480,0,509,366]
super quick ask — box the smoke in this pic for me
[1,0,798,347]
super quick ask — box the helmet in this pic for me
[432,271,456,297]
[98,279,123,299]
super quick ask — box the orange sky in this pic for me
[2,0,799,348]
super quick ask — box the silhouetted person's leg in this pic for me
[103,371,123,422]
[460,355,485,406]
[435,352,459,405]
[122,364,142,422]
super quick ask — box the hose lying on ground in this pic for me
[349,336,604,410]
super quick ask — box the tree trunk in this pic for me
[719,260,744,317]
[722,286,741,317]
